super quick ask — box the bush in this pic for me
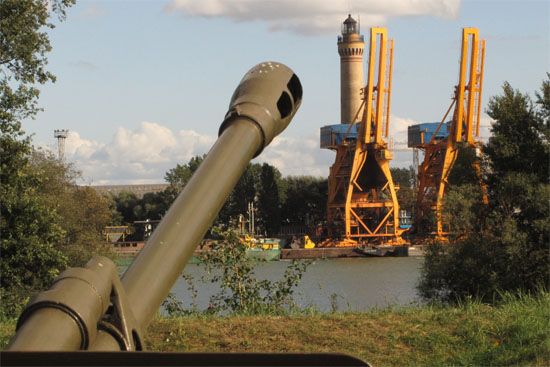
[1,150,115,317]
[418,78,550,303]
[163,228,309,315]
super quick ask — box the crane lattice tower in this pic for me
[413,28,487,240]
[322,23,404,247]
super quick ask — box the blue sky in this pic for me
[25,0,549,184]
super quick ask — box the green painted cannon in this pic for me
[7,62,303,351]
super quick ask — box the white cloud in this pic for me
[165,0,461,35]
[478,113,494,143]
[258,134,333,176]
[80,3,107,18]
[62,122,334,184]
[65,131,103,159]
[259,114,421,175]
[108,122,178,164]
[386,113,497,168]
[388,115,416,167]
[63,122,215,185]
[61,117,426,184]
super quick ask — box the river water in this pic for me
[163,257,424,312]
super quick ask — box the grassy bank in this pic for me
[1,293,548,366]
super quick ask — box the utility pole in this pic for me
[247,201,255,235]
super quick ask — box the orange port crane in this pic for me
[414,28,488,240]
[326,27,404,246]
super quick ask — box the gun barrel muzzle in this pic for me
[106,62,302,341]
[8,62,302,352]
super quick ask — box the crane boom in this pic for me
[414,28,487,240]
[326,27,404,246]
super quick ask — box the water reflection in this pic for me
[165,257,423,312]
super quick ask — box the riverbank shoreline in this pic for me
[114,244,425,267]
[1,293,547,366]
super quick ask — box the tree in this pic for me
[257,163,281,236]
[419,78,550,302]
[1,0,76,315]
[113,191,141,224]
[29,151,114,266]
[223,163,259,225]
[485,81,549,253]
[535,73,550,125]
[390,167,414,189]
[164,155,205,193]
[447,144,483,187]
[280,176,327,228]
[109,155,208,229]
[197,228,309,315]
[1,0,75,133]
[0,150,68,314]
[391,166,415,213]
[484,82,548,182]
[441,184,485,239]
[134,190,173,221]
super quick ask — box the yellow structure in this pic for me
[338,15,365,124]
[327,27,403,246]
[415,28,488,240]
[102,225,131,243]
[241,235,281,250]
[303,235,316,249]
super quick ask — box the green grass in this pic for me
[1,293,548,366]
[0,320,15,350]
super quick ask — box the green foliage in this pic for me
[442,184,486,237]
[447,144,483,186]
[164,228,309,316]
[135,292,550,366]
[0,148,64,314]
[202,228,309,314]
[418,240,503,302]
[257,163,281,236]
[114,156,328,237]
[391,166,415,213]
[1,0,75,132]
[0,0,76,316]
[485,81,549,182]
[162,274,199,316]
[112,191,141,223]
[0,153,68,314]
[401,291,549,366]
[390,167,414,189]
[535,73,550,126]
[1,149,115,316]
[217,163,260,227]
[112,152,330,238]
[112,188,176,227]
[280,176,327,228]
[164,155,205,193]
[419,77,550,303]
[115,157,265,229]
[134,190,174,222]
[29,151,114,265]
[2,292,548,364]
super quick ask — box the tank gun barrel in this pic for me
[8,62,302,351]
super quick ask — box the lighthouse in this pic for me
[337,14,365,124]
